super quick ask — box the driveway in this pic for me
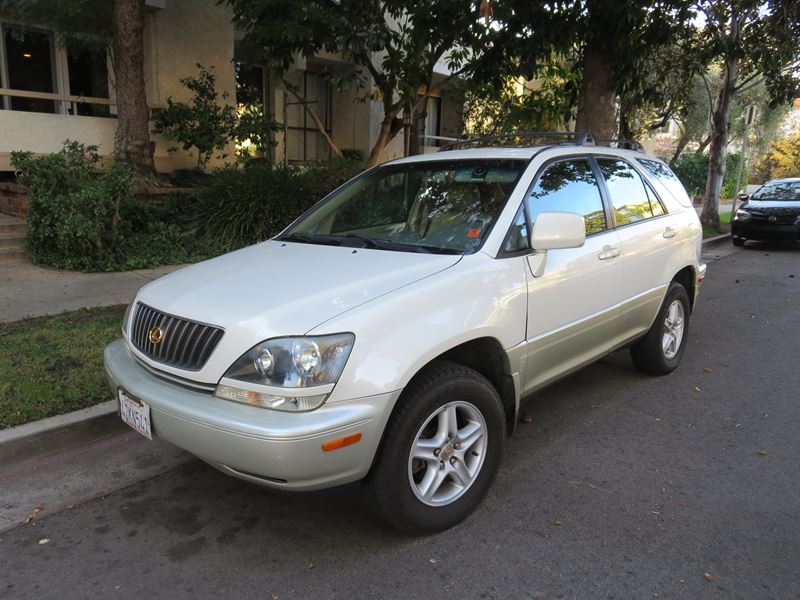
[1,241,798,599]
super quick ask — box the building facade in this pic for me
[0,0,462,175]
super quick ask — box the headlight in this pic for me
[734,209,751,221]
[215,333,354,411]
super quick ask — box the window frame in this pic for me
[0,20,113,117]
[284,70,332,164]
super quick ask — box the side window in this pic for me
[597,158,653,226]
[637,158,691,208]
[526,159,607,235]
[502,204,529,253]
[645,183,666,216]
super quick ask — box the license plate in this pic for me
[118,388,152,440]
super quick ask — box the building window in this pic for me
[1,26,57,113]
[235,62,266,109]
[67,46,110,117]
[285,71,330,163]
[0,23,112,116]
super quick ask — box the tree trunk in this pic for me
[670,129,689,163]
[700,61,737,230]
[694,134,711,155]
[112,0,155,181]
[366,116,397,167]
[574,41,617,141]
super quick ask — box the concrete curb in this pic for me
[703,232,731,244]
[0,400,117,446]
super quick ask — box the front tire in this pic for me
[630,282,691,375]
[732,237,745,247]
[365,361,505,535]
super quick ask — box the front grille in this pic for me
[130,302,224,371]
[750,214,800,225]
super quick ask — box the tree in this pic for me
[694,0,800,230]
[483,0,696,140]
[753,133,800,181]
[225,0,491,167]
[0,0,156,180]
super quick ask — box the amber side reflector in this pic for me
[322,432,362,452]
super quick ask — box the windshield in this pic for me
[279,159,525,254]
[751,181,800,201]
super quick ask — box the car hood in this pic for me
[745,200,800,217]
[132,241,461,380]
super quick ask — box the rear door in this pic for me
[522,156,625,393]
[595,157,678,340]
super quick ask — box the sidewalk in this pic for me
[0,261,185,322]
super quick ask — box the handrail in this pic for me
[0,87,115,106]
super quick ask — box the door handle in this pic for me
[663,226,678,239]
[597,245,620,260]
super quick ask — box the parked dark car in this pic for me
[732,178,800,246]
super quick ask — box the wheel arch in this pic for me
[672,265,697,310]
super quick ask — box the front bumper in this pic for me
[104,339,398,491]
[732,220,800,242]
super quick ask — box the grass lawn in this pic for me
[0,305,125,429]
[703,211,731,239]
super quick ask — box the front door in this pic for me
[522,157,625,393]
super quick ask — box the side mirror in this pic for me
[530,211,586,251]
[738,193,750,202]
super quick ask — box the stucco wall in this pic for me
[0,0,235,172]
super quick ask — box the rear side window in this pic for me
[597,158,654,226]
[527,159,607,235]
[637,158,692,208]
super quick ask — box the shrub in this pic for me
[153,64,280,170]
[670,152,746,200]
[12,141,131,270]
[194,157,363,250]
[11,141,223,272]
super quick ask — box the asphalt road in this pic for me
[2,241,799,600]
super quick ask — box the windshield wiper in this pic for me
[339,234,431,253]
[277,232,334,246]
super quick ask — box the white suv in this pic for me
[105,136,706,534]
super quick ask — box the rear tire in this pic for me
[365,361,505,535]
[630,282,691,375]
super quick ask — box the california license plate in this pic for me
[118,388,152,440]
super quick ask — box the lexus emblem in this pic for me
[148,326,164,344]
[769,216,777,222]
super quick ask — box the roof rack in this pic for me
[439,131,595,152]
[594,138,645,152]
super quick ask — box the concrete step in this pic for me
[0,233,25,250]
[0,222,26,236]
[0,247,29,262]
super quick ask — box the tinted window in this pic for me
[527,159,607,235]
[751,181,800,201]
[598,159,653,226]
[645,183,666,216]
[502,204,529,253]
[637,158,691,208]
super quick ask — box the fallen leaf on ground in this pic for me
[754,450,767,456]
[789,274,795,278]
[38,538,49,545]
[590,404,603,409]
[553,519,561,526]
[704,572,715,582]
[694,386,702,392]
[703,367,712,373]
[520,414,533,424]
[25,504,44,524]
[429,558,439,564]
